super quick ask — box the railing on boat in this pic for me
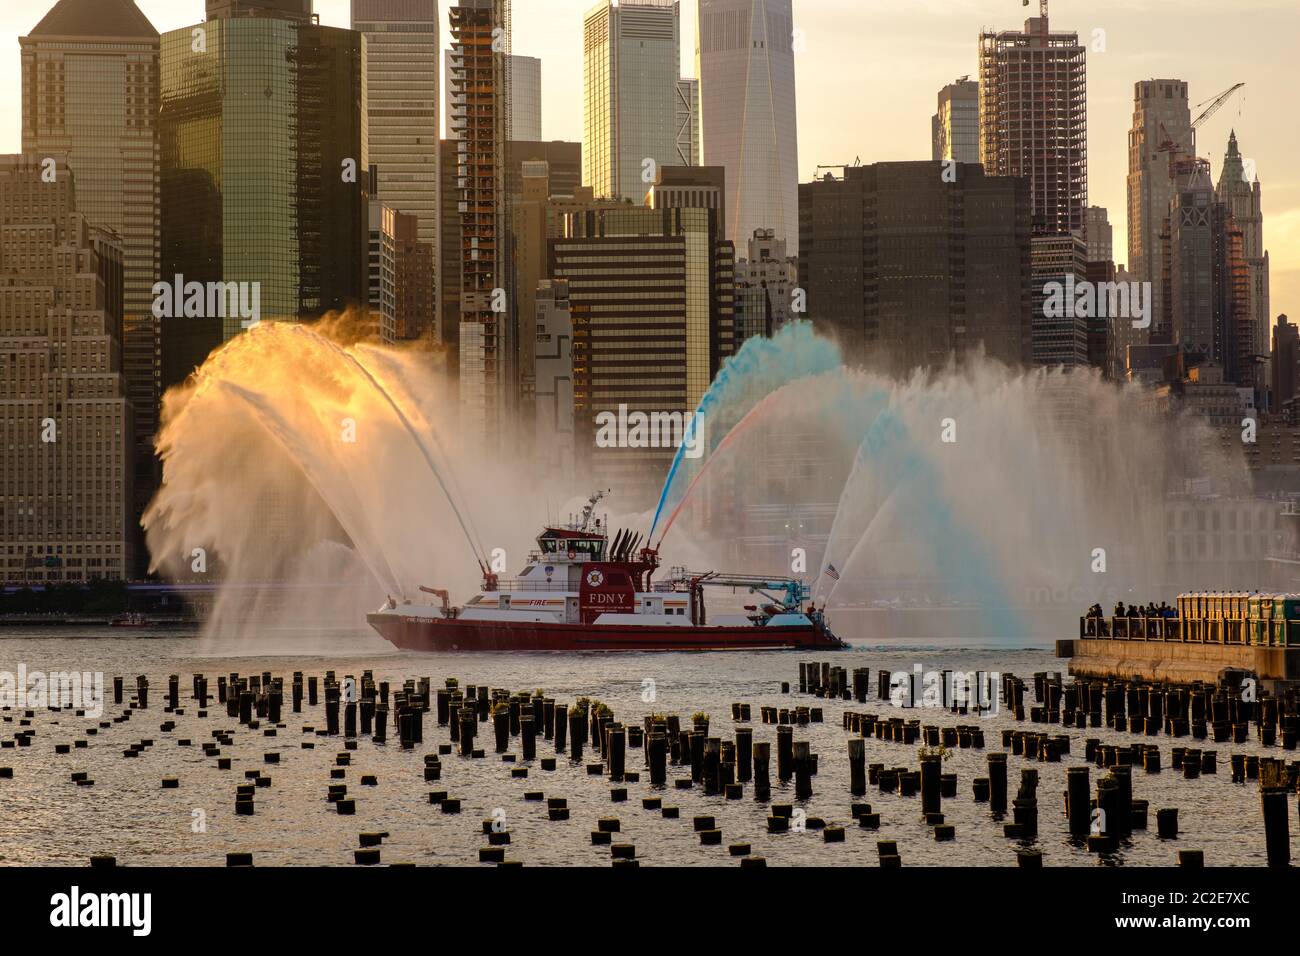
[1079,615,1300,647]
[490,580,575,593]
[489,579,687,594]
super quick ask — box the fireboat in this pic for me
[366,492,846,652]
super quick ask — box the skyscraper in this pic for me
[1084,206,1115,372]
[1031,233,1088,367]
[158,3,366,391]
[510,165,620,437]
[535,279,575,485]
[799,162,1032,373]
[507,140,582,200]
[206,0,313,17]
[447,0,511,441]
[360,201,432,345]
[648,165,726,237]
[510,55,542,141]
[582,0,681,202]
[1273,314,1297,412]
[352,0,439,250]
[0,155,134,584]
[1167,157,1253,387]
[1216,131,1270,369]
[551,204,735,492]
[675,77,700,166]
[931,78,979,166]
[1085,206,1112,264]
[734,229,797,344]
[697,0,799,252]
[440,135,561,364]
[512,160,552,427]
[366,201,399,342]
[438,137,462,356]
[1127,79,1192,342]
[1109,265,1148,381]
[979,12,1087,237]
[391,212,435,342]
[444,51,540,142]
[21,0,159,574]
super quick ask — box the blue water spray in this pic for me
[830,406,1027,641]
[648,322,840,542]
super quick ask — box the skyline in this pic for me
[2,0,1300,896]
[0,1,1296,317]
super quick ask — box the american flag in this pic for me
[823,564,840,582]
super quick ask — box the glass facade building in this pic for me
[931,78,980,165]
[697,0,799,253]
[583,0,681,202]
[353,1,439,246]
[158,13,366,391]
[509,55,542,141]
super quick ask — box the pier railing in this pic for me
[1079,616,1300,647]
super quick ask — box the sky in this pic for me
[1,0,1296,318]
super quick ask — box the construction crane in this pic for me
[1156,83,1245,169]
[1192,82,1245,130]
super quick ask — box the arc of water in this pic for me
[349,340,489,559]
[312,330,488,568]
[648,322,840,543]
[649,374,736,543]
[822,412,1025,641]
[655,385,791,548]
[813,390,891,602]
[214,380,407,599]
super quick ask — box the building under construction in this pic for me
[979,5,1087,238]
[447,0,513,443]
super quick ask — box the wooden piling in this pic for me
[1261,786,1291,867]
[753,742,771,801]
[848,738,866,796]
[988,753,1008,816]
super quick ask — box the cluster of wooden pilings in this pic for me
[796,659,1300,866]
[797,662,1002,716]
[4,668,842,866]
[5,659,1300,866]
[1019,672,1300,749]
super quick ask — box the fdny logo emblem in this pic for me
[586,569,605,588]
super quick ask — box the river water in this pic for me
[0,626,1292,866]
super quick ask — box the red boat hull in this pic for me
[367,613,844,652]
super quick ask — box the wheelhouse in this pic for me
[537,529,605,562]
